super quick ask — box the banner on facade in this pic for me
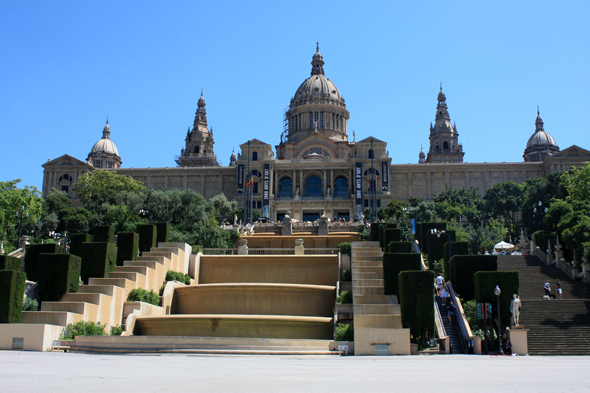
[381,161,389,192]
[355,162,363,220]
[262,163,270,218]
[237,164,245,195]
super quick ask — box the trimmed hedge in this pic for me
[138,224,157,253]
[80,242,117,284]
[449,255,497,300]
[398,270,435,339]
[387,241,413,253]
[443,241,470,281]
[382,252,422,296]
[416,222,446,249]
[370,223,381,242]
[474,271,520,332]
[379,223,398,248]
[0,270,26,323]
[427,230,456,262]
[534,230,550,251]
[94,225,115,243]
[383,228,402,248]
[69,233,92,258]
[37,253,81,303]
[155,222,170,244]
[339,242,351,257]
[0,255,21,272]
[117,232,139,266]
[25,243,63,282]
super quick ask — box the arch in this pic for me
[334,176,348,197]
[443,141,449,150]
[304,175,322,197]
[252,151,258,161]
[363,168,380,176]
[248,170,262,178]
[278,177,293,198]
[58,174,72,182]
[194,146,200,154]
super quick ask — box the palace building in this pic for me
[42,45,590,222]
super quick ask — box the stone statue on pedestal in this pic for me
[510,294,521,327]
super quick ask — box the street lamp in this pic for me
[139,209,153,224]
[431,229,452,262]
[16,206,28,247]
[533,201,548,231]
[494,285,504,355]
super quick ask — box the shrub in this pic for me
[94,225,115,243]
[335,323,354,341]
[80,242,117,284]
[38,253,81,302]
[474,271,520,333]
[127,288,160,306]
[379,224,398,248]
[383,228,402,248]
[337,290,352,304]
[0,255,21,272]
[387,241,413,253]
[443,241,470,281]
[339,242,351,257]
[0,270,26,323]
[370,223,381,242]
[341,269,352,282]
[382,252,422,296]
[23,297,39,311]
[110,325,123,336]
[116,232,139,266]
[155,222,170,244]
[534,230,550,251]
[61,321,106,339]
[398,270,435,342]
[138,224,157,253]
[449,255,497,300]
[69,233,92,258]
[165,270,192,285]
[25,243,63,282]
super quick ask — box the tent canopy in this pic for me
[494,241,515,251]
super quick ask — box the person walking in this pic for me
[436,274,444,297]
[440,286,448,305]
[447,301,458,324]
[556,279,562,300]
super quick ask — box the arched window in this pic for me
[194,146,200,154]
[252,152,258,161]
[58,174,72,182]
[334,177,348,197]
[278,177,293,197]
[305,175,322,197]
[443,141,449,150]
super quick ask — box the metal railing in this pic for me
[249,249,294,255]
[201,248,339,256]
[201,248,238,255]
[446,282,474,353]
[304,248,339,255]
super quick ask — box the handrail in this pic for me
[446,282,474,354]
[434,298,447,338]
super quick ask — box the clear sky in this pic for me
[2,1,589,191]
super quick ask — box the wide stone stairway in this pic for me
[498,255,590,355]
[351,241,409,355]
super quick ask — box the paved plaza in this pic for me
[1,351,589,392]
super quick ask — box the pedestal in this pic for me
[507,327,528,355]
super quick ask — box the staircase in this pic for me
[498,255,590,356]
[351,241,409,355]
[435,297,463,354]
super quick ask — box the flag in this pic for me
[246,178,253,187]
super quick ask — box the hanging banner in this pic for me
[381,161,389,192]
[355,162,363,220]
[237,164,245,195]
[262,163,270,218]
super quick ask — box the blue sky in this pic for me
[2,1,589,191]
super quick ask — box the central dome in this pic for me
[293,74,342,102]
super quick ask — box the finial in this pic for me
[201,88,203,97]
[316,41,319,53]
[440,81,442,91]
[537,105,540,115]
[106,116,109,124]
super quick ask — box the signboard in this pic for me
[477,302,493,319]
[236,164,245,195]
[381,161,389,192]
[355,162,363,220]
[262,163,270,218]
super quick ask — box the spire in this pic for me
[535,106,544,131]
[435,85,450,122]
[419,144,426,163]
[311,42,325,76]
[102,117,111,139]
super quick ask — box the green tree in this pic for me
[0,180,43,243]
[208,193,238,221]
[483,181,523,242]
[561,162,590,204]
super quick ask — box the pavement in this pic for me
[1,351,589,392]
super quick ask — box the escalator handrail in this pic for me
[434,297,447,339]
[445,282,474,353]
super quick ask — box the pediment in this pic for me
[548,145,590,159]
[356,136,386,145]
[42,154,89,168]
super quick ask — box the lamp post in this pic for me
[533,201,548,231]
[139,209,153,224]
[431,229,452,262]
[16,206,28,247]
[494,285,504,355]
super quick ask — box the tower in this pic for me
[176,91,220,167]
[523,108,559,162]
[426,85,464,163]
[87,118,122,169]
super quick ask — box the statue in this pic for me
[295,187,300,197]
[234,214,238,225]
[327,186,331,196]
[353,131,356,143]
[510,294,521,327]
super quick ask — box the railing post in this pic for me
[238,239,248,255]
[294,238,304,255]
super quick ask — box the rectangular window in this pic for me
[94,160,102,168]
[332,113,335,130]
[298,114,301,131]
[320,112,324,128]
[257,200,262,209]
[107,162,113,168]
[336,115,339,131]
[61,186,69,193]
[364,199,369,207]
[253,182,259,194]
[309,112,313,129]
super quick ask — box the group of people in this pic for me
[436,274,458,324]
[544,279,562,300]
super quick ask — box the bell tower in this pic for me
[426,85,464,163]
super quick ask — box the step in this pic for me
[352,251,383,258]
[124,261,164,287]
[116,266,156,291]
[352,266,383,273]
[40,301,99,321]
[61,292,113,326]
[352,286,383,295]
[88,278,135,293]
[78,285,126,328]
[353,304,400,315]
[354,314,402,329]
[351,241,379,248]
[352,279,384,287]
[141,252,174,271]
[150,247,179,271]
[353,295,391,305]
[351,272,379,279]
[110,271,147,290]
[21,311,84,326]
[353,261,383,267]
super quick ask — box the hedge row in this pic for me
[0,255,21,272]
[382,228,402,248]
[38,253,81,303]
[25,243,63,282]
[415,222,446,251]
[474,271,520,332]
[449,255,497,300]
[379,224,398,248]
[398,270,434,340]
[80,242,117,284]
[382,253,422,296]
[0,270,26,323]
[387,241,413,253]
[155,222,170,244]
[117,232,139,266]
[94,225,115,243]
[138,224,157,253]
[69,233,92,258]
[443,241,470,281]
[426,230,456,262]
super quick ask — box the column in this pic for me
[323,169,327,196]
[299,170,304,196]
[330,169,334,194]
[292,169,296,197]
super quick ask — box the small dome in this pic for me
[198,95,205,105]
[526,130,558,150]
[91,137,119,156]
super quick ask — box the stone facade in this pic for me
[42,45,590,221]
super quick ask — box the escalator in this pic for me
[435,297,464,354]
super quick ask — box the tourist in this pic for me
[447,301,458,324]
[440,286,448,306]
[544,280,555,299]
[557,279,562,300]
[484,249,489,255]
[435,274,444,296]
